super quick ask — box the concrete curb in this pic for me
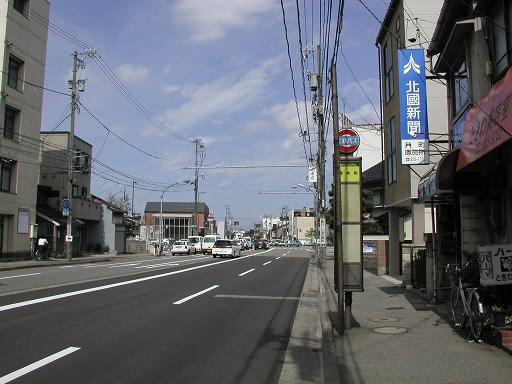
[279,258,323,384]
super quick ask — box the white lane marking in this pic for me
[0,347,80,384]
[0,254,253,312]
[275,257,281,260]
[216,294,300,300]
[239,269,255,276]
[263,261,272,266]
[135,263,179,269]
[0,273,41,280]
[109,263,141,268]
[173,285,219,305]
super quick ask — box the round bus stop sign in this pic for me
[338,128,360,154]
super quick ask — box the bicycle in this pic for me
[446,262,484,340]
[35,248,48,261]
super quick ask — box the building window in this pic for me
[81,186,88,197]
[0,159,14,193]
[4,106,19,140]
[13,0,27,14]
[386,117,397,184]
[492,2,512,79]
[396,17,400,32]
[384,38,394,103]
[72,184,79,197]
[8,56,23,90]
[452,60,469,116]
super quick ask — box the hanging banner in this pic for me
[398,48,429,165]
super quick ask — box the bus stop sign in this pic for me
[339,128,360,154]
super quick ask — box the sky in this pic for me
[40,0,390,230]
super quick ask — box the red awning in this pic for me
[457,66,512,170]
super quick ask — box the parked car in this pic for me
[212,239,241,258]
[277,240,286,247]
[170,240,194,255]
[202,234,221,254]
[288,240,302,247]
[253,239,269,250]
[130,236,145,241]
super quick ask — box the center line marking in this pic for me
[239,269,255,276]
[263,261,272,266]
[0,347,80,384]
[173,285,219,305]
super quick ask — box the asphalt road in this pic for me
[0,248,311,383]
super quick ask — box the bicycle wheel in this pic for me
[469,291,483,340]
[450,286,466,327]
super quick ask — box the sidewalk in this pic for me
[318,253,512,384]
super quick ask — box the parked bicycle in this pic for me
[446,262,484,340]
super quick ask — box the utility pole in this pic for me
[65,49,95,261]
[316,44,326,267]
[331,63,345,333]
[193,138,204,236]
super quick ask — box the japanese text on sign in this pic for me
[478,244,512,286]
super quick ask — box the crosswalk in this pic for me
[59,255,212,271]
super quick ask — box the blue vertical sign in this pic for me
[398,49,429,164]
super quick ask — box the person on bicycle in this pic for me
[37,237,49,259]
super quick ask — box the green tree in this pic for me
[305,228,315,243]
[325,183,384,236]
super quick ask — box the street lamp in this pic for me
[160,180,191,245]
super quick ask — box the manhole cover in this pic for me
[369,316,400,323]
[374,326,408,334]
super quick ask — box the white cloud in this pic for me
[116,63,150,82]
[148,56,283,136]
[161,84,181,94]
[172,0,276,42]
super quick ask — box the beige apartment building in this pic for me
[376,0,449,278]
[0,0,49,258]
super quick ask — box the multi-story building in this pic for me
[0,0,49,258]
[376,0,449,279]
[288,209,315,244]
[38,132,102,255]
[143,201,210,240]
[422,0,512,300]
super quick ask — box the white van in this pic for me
[202,234,221,254]
[242,237,252,250]
[187,236,203,254]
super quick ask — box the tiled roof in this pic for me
[363,161,384,183]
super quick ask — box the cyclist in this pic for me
[36,236,49,260]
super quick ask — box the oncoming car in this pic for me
[212,239,241,258]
